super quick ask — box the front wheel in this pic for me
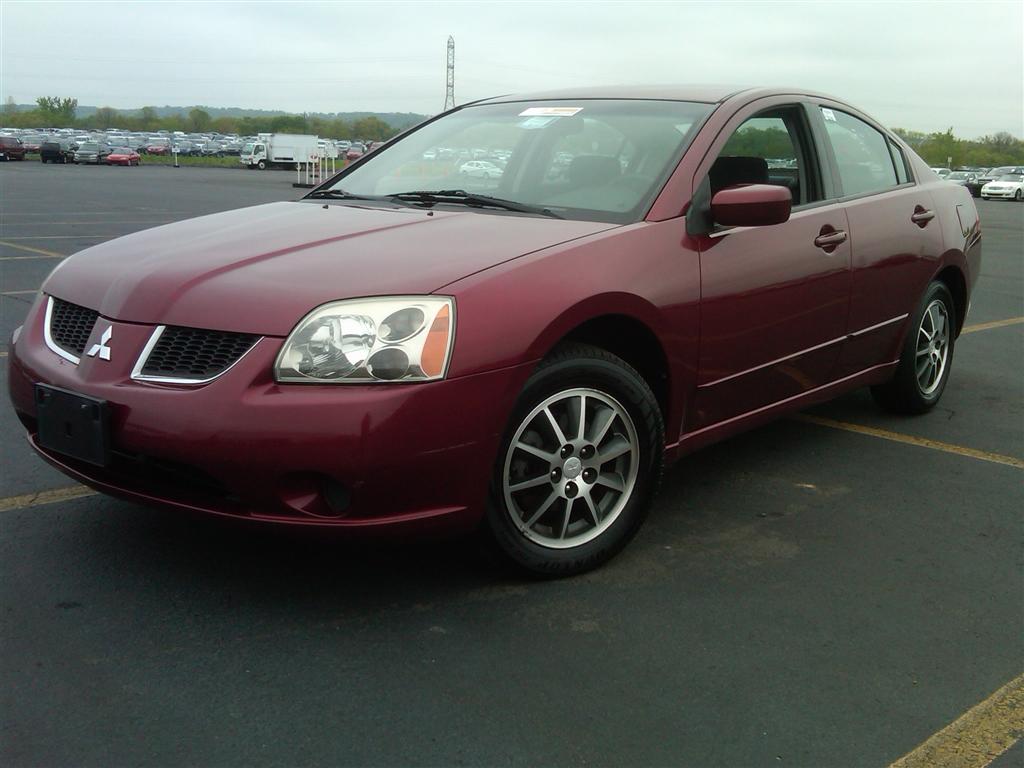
[257,160,266,170]
[1015,189,1022,202]
[486,344,664,576]
[871,281,956,414]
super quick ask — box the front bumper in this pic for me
[9,295,533,532]
[981,189,1017,199]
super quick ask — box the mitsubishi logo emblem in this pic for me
[87,326,112,361]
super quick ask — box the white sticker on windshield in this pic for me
[518,107,583,117]
[821,108,837,122]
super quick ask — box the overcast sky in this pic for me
[2,0,1021,137]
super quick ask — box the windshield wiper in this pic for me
[305,188,387,201]
[387,190,563,219]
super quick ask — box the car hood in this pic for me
[44,200,617,336]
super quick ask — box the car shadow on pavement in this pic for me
[51,417,804,612]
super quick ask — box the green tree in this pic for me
[35,96,77,126]
[211,116,240,134]
[137,106,159,131]
[351,116,393,141]
[92,106,120,130]
[269,114,307,133]
[188,107,212,132]
[918,127,961,167]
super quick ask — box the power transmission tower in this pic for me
[444,36,455,111]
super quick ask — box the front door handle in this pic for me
[814,230,848,251]
[911,207,935,226]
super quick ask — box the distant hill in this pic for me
[10,104,430,130]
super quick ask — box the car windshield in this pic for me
[317,99,713,223]
[997,174,1023,182]
[112,147,130,154]
[79,143,98,151]
[948,172,970,180]
[241,142,255,154]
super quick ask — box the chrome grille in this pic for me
[136,326,259,382]
[47,297,99,359]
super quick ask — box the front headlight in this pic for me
[274,297,454,383]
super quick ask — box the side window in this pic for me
[712,109,817,206]
[821,108,899,196]
[887,139,910,184]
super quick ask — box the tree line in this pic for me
[2,97,401,141]
[892,127,1023,168]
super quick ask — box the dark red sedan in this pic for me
[8,86,981,575]
[107,146,141,166]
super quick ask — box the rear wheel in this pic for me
[871,281,956,414]
[486,344,663,576]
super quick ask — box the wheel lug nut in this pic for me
[565,481,578,498]
[582,468,597,483]
[580,445,595,460]
[550,468,562,482]
[560,445,574,458]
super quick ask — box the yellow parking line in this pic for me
[795,415,1024,470]
[0,485,96,513]
[962,317,1024,335]
[888,672,1024,768]
[0,240,64,258]
[0,235,109,240]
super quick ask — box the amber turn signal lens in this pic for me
[420,304,451,377]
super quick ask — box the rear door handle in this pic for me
[814,230,848,249]
[911,208,935,226]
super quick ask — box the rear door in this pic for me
[812,103,945,376]
[689,100,852,430]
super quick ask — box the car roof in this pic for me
[470,84,839,106]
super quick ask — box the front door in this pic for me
[689,104,852,430]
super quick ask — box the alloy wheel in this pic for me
[916,299,950,395]
[502,388,639,549]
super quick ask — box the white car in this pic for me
[980,174,1024,202]
[458,160,503,179]
[930,167,952,178]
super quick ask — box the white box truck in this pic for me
[240,133,320,169]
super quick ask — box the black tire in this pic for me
[485,343,664,576]
[871,281,956,414]
[1015,189,1022,202]
[257,160,266,170]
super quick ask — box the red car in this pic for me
[8,86,981,575]
[0,136,27,160]
[107,147,141,166]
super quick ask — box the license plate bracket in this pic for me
[35,384,110,467]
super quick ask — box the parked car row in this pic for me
[933,166,1024,199]
[1,127,384,165]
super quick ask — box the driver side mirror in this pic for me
[711,184,792,227]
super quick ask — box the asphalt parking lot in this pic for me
[1,162,1021,767]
